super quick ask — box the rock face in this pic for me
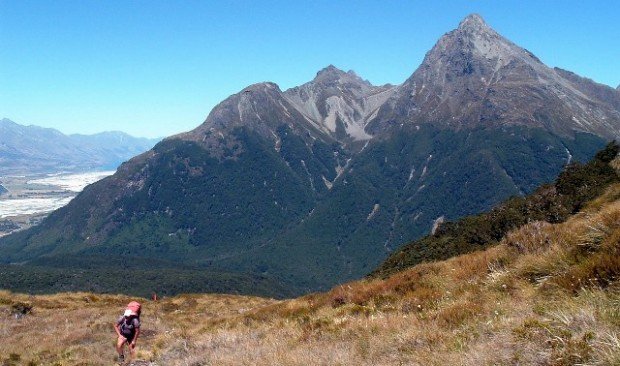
[1,14,618,296]
[284,65,394,143]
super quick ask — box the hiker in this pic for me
[114,301,141,363]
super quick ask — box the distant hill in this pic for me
[0,118,160,175]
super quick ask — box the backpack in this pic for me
[120,316,137,335]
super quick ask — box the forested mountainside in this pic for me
[372,142,619,277]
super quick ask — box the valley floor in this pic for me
[2,184,620,365]
[0,171,114,237]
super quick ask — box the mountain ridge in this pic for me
[0,118,160,175]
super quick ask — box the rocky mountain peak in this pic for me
[367,14,620,139]
[457,13,490,33]
[175,78,334,159]
[316,64,345,77]
[442,14,522,63]
[283,66,394,142]
[312,65,367,87]
[241,81,282,94]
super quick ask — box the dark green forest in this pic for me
[372,141,620,277]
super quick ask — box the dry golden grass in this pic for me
[2,184,620,365]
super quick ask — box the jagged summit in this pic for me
[178,79,331,155]
[0,118,36,129]
[0,118,20,131]
[284,65,394,142]
[315,64,345,77]
[457,13,490,32]
[313,65,367,85]
[447,14,523,61]
[0,118,66,138]
[241,81,281,92]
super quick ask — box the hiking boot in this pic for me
[118,354,125,363]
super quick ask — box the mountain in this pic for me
[0,184,7,195]
[1,14,618,296]
[0,118,160,175]
[368,14,620,138]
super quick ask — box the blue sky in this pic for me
[1,1,618,138]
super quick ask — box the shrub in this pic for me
[10,302,33,317]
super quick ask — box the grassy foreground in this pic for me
[2,182,620,365]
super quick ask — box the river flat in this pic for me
[0,171,114,235]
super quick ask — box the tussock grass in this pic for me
[2,184,619,365]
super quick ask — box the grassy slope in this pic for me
[1,179,619,365]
